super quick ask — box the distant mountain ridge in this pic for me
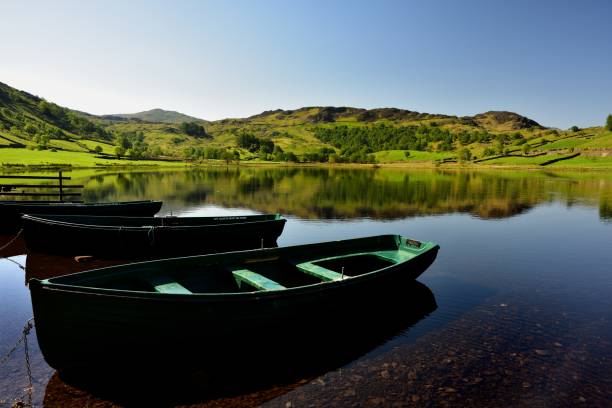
[106,108,204,124]
[104,106,542,131]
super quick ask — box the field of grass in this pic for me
[538,136,591,150]
[374,150,454,162]
[47,138,89,152]
[581,131,612,149]
[548,155,612,168]
[0,132,35,147]
[79,139,117,154]
[483,154,565,166]
[0,148,188,167]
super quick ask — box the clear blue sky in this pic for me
[1,0,610,128]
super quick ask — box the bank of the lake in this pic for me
[3,146,612,172]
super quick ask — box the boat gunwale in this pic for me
[30,236,439,300]
[0,200,160,207]
[21,213,286,231]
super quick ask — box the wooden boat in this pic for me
[22,214,287,256]
[29,234,439,374]
[43,281,437,404]
[0,200,162,232]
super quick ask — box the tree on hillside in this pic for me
[34,134,50,149]
[458,148,472,162]
[24,123,37,136]
[570,126,580,132]
[521,143,531,156]
[180,122,209,138]
[94,145,103,154]
[494,140,505,155]
[607,114,612,131]
[221,150,237,164]
[236,132,262,152]
[483,147,496,157]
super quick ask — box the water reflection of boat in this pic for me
[22,213,286,257]
[43,279,437,406]
[30,235,439,375]
[0,200,162,232]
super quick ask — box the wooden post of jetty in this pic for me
[59,171,64,202]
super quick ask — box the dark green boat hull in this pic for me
[0,200,162,232]
[22,214,286,256]
[29,235,439,374]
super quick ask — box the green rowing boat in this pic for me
[22,213,286,256]
[29,234,439,374]
[0,200,162,232]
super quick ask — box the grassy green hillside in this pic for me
[1,81,611,168]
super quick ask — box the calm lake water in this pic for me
[1,167,612,407]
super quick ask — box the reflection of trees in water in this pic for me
[73,168,612,221]
[238,174,275,195]
[311,170,543,219]
[600,193,612,222]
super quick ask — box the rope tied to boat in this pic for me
[0,318,35,407]
[0,228,23,252]
[0,229,25,271]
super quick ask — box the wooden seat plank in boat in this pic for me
[145,276,192,294]
[232,269,286,291]
[374,250,414,264]
[292,250,410,281]
[294,262,346,282]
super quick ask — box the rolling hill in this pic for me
[104,108,205,124]
[1,81,611,168]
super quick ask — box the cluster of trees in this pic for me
[113,131,161,159]
[236,133,274,153]
[180,122,210,138]
[314,124,496,157]
[235,132,297,161]
[184,147,240,162]
[303,147,376,163]
[607,114,612,131]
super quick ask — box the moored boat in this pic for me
[0,200,162,231]
[29,234,439,374]
[22,213,287,256]
[42,281,437,404]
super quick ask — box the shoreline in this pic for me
[2,160,612,172]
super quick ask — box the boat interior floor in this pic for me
[100,250,414,295]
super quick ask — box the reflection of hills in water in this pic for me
[74,168,612,221]
[42,280,437,406]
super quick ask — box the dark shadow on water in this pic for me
[42,281,437,407]
[25,251,144,283]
